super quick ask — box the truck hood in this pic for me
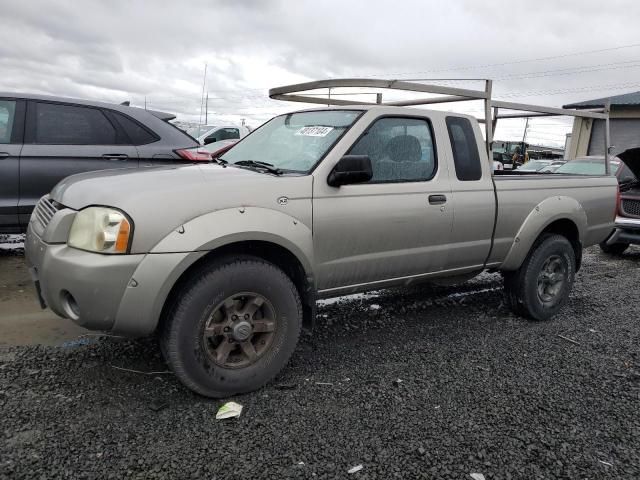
[50,164,313,252]
[51,164,278,210]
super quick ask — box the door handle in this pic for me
[0,152,9,159]
[102,154,129,161]
[428,194,447,205]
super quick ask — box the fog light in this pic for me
[60,290,80,320]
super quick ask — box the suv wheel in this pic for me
[504,234,576,321]
[160,257,302,398]
[599,241,629,255]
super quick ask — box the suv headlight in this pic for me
[68,207,132,254]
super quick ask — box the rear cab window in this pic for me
[446,116,482,181]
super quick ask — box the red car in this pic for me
[600,148,640,254]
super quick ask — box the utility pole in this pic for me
[205,92,208,125]
[144,96,147,110]
[199,63,208,126]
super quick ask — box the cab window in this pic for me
[348,117,436,183]
[446,116,482,181]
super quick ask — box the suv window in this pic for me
[0,100,16,144]
[349,117,436,183]
[446,116,482,181]
[110,111,157,145]
[34,102,118,145]
[208,128,239,142]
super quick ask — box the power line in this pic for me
[362,41,640,77]
[497,80,640,98]
[494,60,640,81]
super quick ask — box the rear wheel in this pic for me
[503,234,576,321]
[160,257,302,398]
[599,241,629,255]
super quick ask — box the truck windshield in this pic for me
[220,110,362,173]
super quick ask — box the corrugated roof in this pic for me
[563,90,640,108]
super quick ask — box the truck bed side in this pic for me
[488,174,618,269]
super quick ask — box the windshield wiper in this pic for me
[233,160,283,175]
[212,156,228,167]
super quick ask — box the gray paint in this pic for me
[26,105,618,336]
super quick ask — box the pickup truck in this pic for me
[25,103,617,398]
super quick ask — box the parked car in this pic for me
[553,156,622,176]
[202,138,240,157]
[539,160,566,173]
[600,147,640,254]
[0,93,202,233]
[186,123,250,149]
[26,105,617,398]
[515,159,554,172]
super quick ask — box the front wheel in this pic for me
[504,234,576,321]
[160,257,302,398]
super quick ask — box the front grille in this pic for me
[33,196,59,230]
[622,199,640,218]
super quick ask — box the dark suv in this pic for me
[0,93,201,233]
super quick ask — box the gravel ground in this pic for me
[1,246,639,479]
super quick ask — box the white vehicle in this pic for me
[516,160,554,172]
[185,124,251,149]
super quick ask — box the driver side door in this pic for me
[312,115,453,294]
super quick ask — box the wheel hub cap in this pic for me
[232,321,252,341]
[537,254,567,305]
[201,292,277,369]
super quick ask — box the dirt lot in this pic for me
[1,245,639,479]
[0,246,88,347]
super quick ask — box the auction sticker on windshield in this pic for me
[295,126,333,137]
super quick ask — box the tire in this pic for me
[160,257,302,398]
[503,234,576,321]
[599,241,629,255]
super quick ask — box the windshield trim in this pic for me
[220,109,366,175]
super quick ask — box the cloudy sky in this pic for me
[2,0,640,146]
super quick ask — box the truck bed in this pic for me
[488,174,618,267]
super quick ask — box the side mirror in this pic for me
[204,137,217,145]
[327,155,373,187]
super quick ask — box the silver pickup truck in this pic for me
[25,81,617,397]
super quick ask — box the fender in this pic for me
[112,207,314,336]
[150,206,315,275]
[500,196,587,271]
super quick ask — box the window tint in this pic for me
[209,128,239,142]
[221,128,240,140]
[446,116,482,181]
[0,100,16,144]
[111,112,157,145]
[348,117,436,183]
[34,102,117,145]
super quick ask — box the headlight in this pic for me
[68,207,132,254]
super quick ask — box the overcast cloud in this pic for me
[2,0,640,145]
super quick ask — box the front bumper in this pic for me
[605,216,640,246]
[25,222,144,331]
[25,221,200,336]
